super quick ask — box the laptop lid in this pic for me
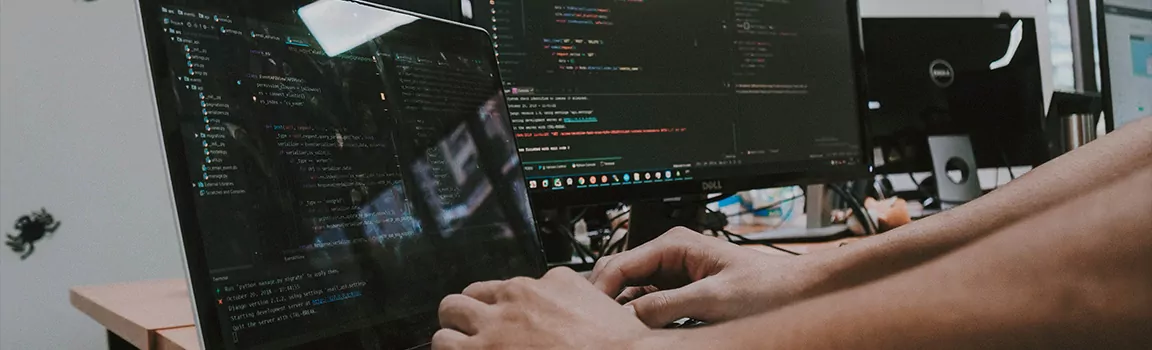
[133,0,546,348]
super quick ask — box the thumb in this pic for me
[625,285,709,328]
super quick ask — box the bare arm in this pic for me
[589,119,1152,326]
[643,143,1152,349]
[798,118,1152,298]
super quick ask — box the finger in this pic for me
[438,294,491,335]
[587,254,614,283]
[615,285,659,304]
[626,285,712,328]
[431,328,471,350]
[462,280,501,304]
[589,228,698,295]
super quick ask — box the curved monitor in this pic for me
[467,0,871,206]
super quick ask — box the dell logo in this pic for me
[928,59,955,87]
[702,181,723,191]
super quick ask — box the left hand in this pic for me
[434,267,652,349]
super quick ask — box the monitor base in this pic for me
[626,197,707,250]
[737,225,851,244]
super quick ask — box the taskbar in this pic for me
[526,168,691,191]
[525,157,861,194]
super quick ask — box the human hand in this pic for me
[588,227,821,327]
[434,267,652,349]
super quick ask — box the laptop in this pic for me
[134,0,546,348]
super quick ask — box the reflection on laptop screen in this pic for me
[137,0,543,348]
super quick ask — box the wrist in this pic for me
[781,252,842,301]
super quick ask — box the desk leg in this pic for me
[108,330,139,350]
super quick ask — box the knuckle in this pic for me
[593,255,612,271]
[651,292,674,310]
[503,277,534,294]
[438,294,465,314]
[667,227,696,239]
[544,266,577,280]
[462,281,483,293]
[497,306,528,323]
[700,280,729,304]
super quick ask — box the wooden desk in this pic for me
[156,327,200,350]
[70,279,196,350]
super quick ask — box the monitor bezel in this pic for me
[132,0,546,348]
[1097,0,1117,132]
[520,0,873,207]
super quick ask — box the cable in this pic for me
[720,230,801,256]
[557,225,595,264]
[999,147,1018,180]
[600,218,630,257]
[568,207,589,226]
[830,184,877,235]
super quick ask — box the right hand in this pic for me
[588,227,821,327]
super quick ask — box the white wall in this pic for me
[0,0,185,349]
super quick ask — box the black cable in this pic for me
[999,147,1018,180]
[720,230,801,256]
[604,231,629,256]
[557,225,596,263]
[607,209,630,224]
[830,184,877,235]
[568,207,589,226]
[601,218,630,257]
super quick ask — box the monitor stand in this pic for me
[626,195,708,250]
[731,184,849,243]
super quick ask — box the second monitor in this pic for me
[467,0,870,206]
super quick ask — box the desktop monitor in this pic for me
[1098,0,1152,131]
[862,17,1050,175]
[135,0,545,348]
[464,0,871,207]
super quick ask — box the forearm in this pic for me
[661,161,1152,349]
[798,118,1152,298]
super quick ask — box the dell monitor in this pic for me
[465,0,870,208]
[862,17,1050,176]
[1098,0,1152,131]
[135,0,545,348]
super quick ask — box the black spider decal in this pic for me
[5,208,61,260]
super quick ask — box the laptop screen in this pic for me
[136,0,544,348]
